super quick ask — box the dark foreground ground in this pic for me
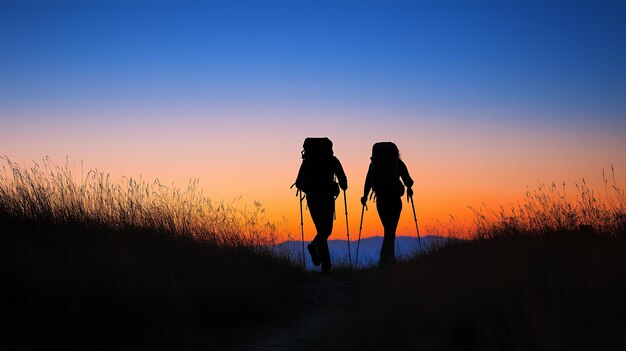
[2,213,625,350]
[239,230,626,351]
[226,273,358,351]
[327,231,626,351]
[0,214,304,350]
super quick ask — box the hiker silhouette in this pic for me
[294,137,348,273]
[361,142,414,269]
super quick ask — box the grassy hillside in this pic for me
[1,215,306,350]
[0,158,305,350]
[3,158,624,350]
[326,231,625,350]
[326,176,626,351]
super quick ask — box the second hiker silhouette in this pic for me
[295,137,347,273]
[361,142,414,269]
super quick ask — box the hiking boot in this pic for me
[321,261,332,273]
[378,257,396,270]
[307,243,321,266]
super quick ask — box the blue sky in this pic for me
[1,0,625,122]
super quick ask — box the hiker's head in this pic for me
[302,137,334,160]
[371,142,399,161]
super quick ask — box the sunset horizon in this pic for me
[3,2,625,242]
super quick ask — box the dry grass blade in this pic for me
[468,169,625,239]
[0,156,281,248]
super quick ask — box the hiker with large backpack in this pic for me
[361,142,414,269]
[294,137,348,273]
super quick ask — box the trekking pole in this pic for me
[355,203,365,268]
[409,194,423,253]
[298,190,306,268]
[343,190,351,266]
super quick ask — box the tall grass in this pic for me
[469,167,625,239]
[0,157,303,350]
[0,156,280,247]
[325,170,625,350]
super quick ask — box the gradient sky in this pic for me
[1,1,625,240]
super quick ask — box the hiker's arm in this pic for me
[295,161,307,189]
[334,157,348,190]
[362,164,372,205]
[399,160,414,195]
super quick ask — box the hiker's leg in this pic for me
[307,196,324,265]
[319,194,335,271]
[315,236,331,271]
[377,196,402,267]
[308,194,335,270]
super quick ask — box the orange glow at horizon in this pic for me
[1,106,625,242]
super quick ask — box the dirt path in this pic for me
[224,274,357,350]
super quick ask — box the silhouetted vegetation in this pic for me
[0,158,303,350]
[327,173,626,350]
[469,168,625,239]
[0,156,280,246]
[3,158,625,350]
[328,231,625,350]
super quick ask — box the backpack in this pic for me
[302,137,333,160]
[370,142,404,197]
[295,137,340,197]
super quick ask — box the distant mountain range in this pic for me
[274,235,448,270]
